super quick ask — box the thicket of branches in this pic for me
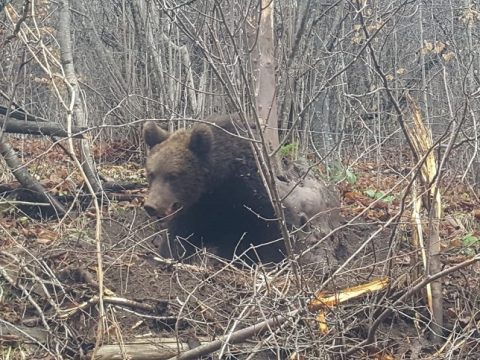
[1,1,480,359]
[1,1,479,183]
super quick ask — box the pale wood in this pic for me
[58,0,101,192]
[94,339,192,360]
[254,0,280,152]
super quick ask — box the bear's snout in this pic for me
[144,200,182,219]
[144,203,158,217]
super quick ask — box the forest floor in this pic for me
[0,138,479,359]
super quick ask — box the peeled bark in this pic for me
[252,0,280,152]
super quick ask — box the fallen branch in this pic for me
[58,295,173,320]
[94,337,210,360]
[0,117,85,138]
[168,313,290,360]
[0,139,66,217]
[102,181,146,192]
[0,105,47,122]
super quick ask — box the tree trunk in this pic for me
[252,0,280,153]
[57,0,101,192]
[428,195,443,342]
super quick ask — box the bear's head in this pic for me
[142,122,214,220]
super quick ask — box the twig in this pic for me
[168,312,294,360]
[0,256,51,331]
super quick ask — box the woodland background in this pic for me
[0,1,480,359]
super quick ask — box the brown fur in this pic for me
[143,114,285,263]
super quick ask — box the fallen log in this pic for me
[0,105,46,122]
[94,338,209,360]
[0,117,85,138]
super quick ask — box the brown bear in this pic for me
[143,113,286,263]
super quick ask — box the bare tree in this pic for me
[57,0,101,193]
[251,0,280,151]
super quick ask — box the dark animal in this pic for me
[143,114,285,263]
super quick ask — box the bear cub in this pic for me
[143,113,285,263]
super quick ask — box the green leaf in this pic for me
[365,189,395,203]
[365,189,377,198]
[327,163,358,185]
[279,143,298,158]
[382,195,395,203]
[345,169,358,185]
[462,234,479,247]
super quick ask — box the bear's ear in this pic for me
[189,125,213,157]
[143,122,169,149]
